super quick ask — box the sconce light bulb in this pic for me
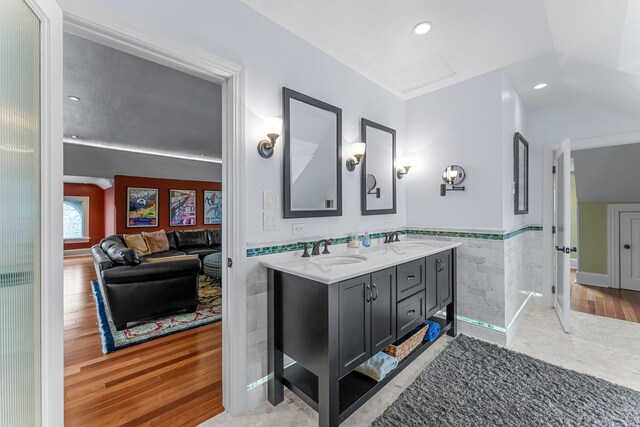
[351,142,366,157]
[265,117,283,137]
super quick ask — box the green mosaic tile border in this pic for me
[246,232,392,257]
[246,226,542,257]
[406,225,543,241]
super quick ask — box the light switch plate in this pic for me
[263,191,278,210]
[263,212,279,231]
[292,223,306,235]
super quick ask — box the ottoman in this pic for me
[203,252,222,280]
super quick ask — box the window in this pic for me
[63,196,90,242]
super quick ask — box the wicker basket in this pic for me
[383,323,429,362]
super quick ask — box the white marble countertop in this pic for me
[261,238,461,284]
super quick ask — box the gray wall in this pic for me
[573,143,640,201]
[64,144,222,182]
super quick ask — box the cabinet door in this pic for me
[339,274,371,377]
[425,254,439,318]
[437,251,453,307]
[370,267,396,354]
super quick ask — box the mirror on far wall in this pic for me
[283,87,342,218]
[361,118,396,215]
[514,132,529,215]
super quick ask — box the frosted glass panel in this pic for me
[0,0,42,425]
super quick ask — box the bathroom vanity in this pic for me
[264,239,459,426]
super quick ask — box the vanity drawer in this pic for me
[396,258,425,301]
[396,291,425,338]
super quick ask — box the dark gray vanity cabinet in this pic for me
[425,253,453,318]
[338,275,371,377]
[338,267,396,377]
[268,248,457,427]
[370,267,397,354]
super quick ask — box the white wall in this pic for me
[501,71,535,228]
[404,70,504,230]
[64,144,222,181]
[80,0,407,242]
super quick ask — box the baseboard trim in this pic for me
[64,248,92,257]
[505,294,535,346]
[457,321,507,346]
[570,258,577,269]
[576,271,610,288]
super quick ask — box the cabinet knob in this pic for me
[407,309,416,316]
[371,283,378,301]
[407,275,416,280]
[624,244,631,249]
[365,284,371,302]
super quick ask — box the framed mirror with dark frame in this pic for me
[361,118,396,215]
[514,132,529,215]
[283,87,342,218]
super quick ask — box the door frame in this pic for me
[542,130,640,308]
[609,204,640,289]
[25,0,64,425]
[47,0,249,423]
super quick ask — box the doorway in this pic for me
[545,139,640,326]
[1,1,247,424]
[62,29,229,425]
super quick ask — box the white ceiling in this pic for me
[64,33,223,161]
[242,0,640,118]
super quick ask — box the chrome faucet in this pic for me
[384,231,401,243]
[312,239,333,255]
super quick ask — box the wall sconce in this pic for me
[257,117,283,158]
[396,158,412,179]
[346,142,366,172]
[440,165,466,196]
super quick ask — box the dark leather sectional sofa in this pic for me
[91,229,221,330]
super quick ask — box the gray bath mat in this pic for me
[372,334,640,426]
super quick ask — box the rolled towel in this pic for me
[354,352,398,382]
[424,320,441,342]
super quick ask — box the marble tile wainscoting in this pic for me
[408,225,543,345]
[242,225,543,411]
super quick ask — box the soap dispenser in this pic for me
[348,233,360,248]
[362,231,371,248]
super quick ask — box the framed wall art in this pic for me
[127,187,158,228]
[204,190,222,225]
[170,189,197,226]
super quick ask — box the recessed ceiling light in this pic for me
[533,83,548,90]
[71,135,78,139]
[68,95,81,101]
[413,21,432,35]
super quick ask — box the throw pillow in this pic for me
[106,244,140,266]
[123,233,151,256]
[142,230,170,254]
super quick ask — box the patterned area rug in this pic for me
[92,275,222,354]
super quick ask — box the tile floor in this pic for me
[202,305,640,426]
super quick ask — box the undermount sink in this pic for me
[310,254,368,266]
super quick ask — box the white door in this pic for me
[620,211,640,291]
[553,138,571,332]
[1,0,62,425]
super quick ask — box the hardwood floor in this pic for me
[571,270,640,323]
[64,256,223,426]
